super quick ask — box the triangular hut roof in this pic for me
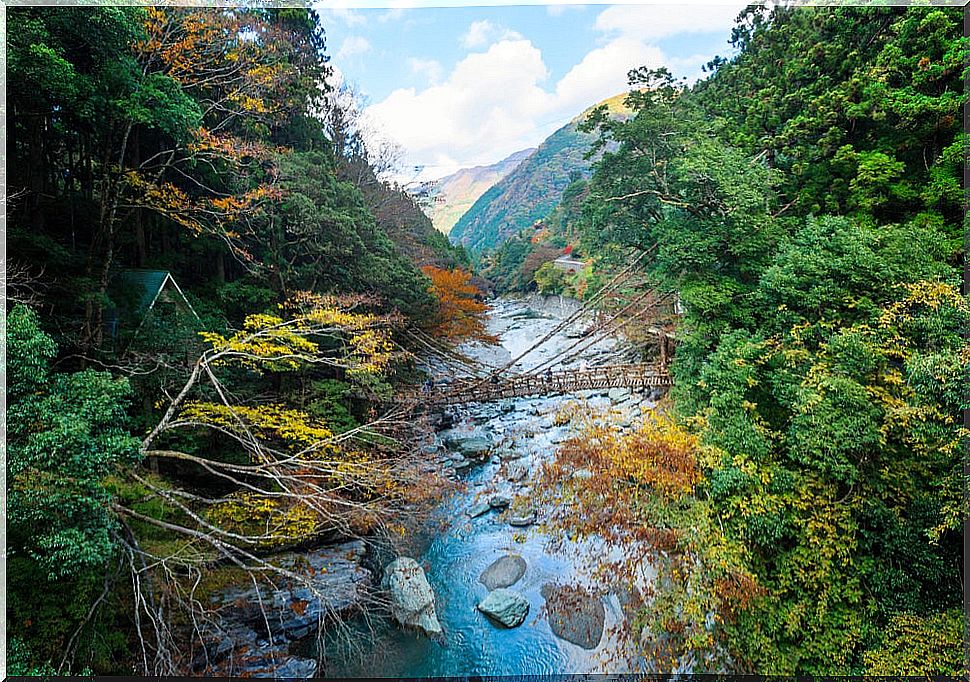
[115,269,199,320]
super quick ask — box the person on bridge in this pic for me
[544,367,553,382]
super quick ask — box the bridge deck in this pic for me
[410,363,671,406]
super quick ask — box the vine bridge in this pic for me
[398,246,679,409]
[404,362,671,406]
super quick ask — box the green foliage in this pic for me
[575,5,966,674]
[533,262,567,295]
[304,379,359,434]
[7,306,140,579]
[267,151,436,318]
[7,307,138,674]
[862,609,966,675]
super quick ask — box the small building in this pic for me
[104,269,201,353]
[552,256,585,274]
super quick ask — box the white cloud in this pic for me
[555,37,664,113]
[336,35,372,60]
[594,4,746,42]
[546,3,587,17]
[362,3,742,181]
[365,39,553,178]
[459,20,522,49]
[321,7,368,28]
[408,57,443,84]
[378,8,406,22]
[364,35,664,180]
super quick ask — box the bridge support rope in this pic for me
[401,362,672,408]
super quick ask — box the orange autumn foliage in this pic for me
[421,266,496,344]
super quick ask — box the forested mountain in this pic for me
[534,4,967,675]
[6,3,967,678]
[424,148,534,235]
[449,94,630,252]
[6,6,472,675]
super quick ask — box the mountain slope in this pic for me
[449,93,631,252]
[427,148,533,235]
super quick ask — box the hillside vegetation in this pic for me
[426,148,534,234]
[534,5,967,675]
[449,93,631,252]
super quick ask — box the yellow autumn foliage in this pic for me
[206,493,320,548]
[179,401,336,455]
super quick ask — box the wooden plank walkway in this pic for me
[407,362,671,406]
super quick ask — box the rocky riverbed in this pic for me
[319,295,662,677]
[209,295,662,678]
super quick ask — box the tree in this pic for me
[420,266,496,344]
[7,306,140,670]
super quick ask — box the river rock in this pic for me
[382,557,443,637]
[509,510,535,527]
[472,404,502,423]
[434,410,456,431]
[443,429,493,458]
[541,583,605,650]
[489,495,511,509]
[479,555,527,590]
[467,502,491,518]
[572,468,595,481]
[477,588,529,628]
[209,540,371,643]
[208,644,318,679]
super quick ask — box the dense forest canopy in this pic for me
[5,2,967,677]
[6,5,469,675]
[530,4,966,675]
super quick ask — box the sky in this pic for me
[314,2,749,182]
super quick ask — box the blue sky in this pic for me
[314,3,747,180]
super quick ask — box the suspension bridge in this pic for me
[394,246,679,409]
[413,362,671,406]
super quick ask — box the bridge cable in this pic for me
[404,328,491,378]
[524,288,672,378]
[533,292,676,378]
[461,244,658,395]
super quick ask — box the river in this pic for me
[323,295,658,677]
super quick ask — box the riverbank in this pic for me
[321,294,661,676]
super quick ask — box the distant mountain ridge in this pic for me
[449,93,633,252]
[424,148,534,235]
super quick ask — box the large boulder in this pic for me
[382,557,443,638]
[541,583,605,649]
[467,502,491,518]
[443,429,493,459]
[489,495,511,510]
[608,387,631,402]
[477,588,529,628]
[479,555,527,590]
